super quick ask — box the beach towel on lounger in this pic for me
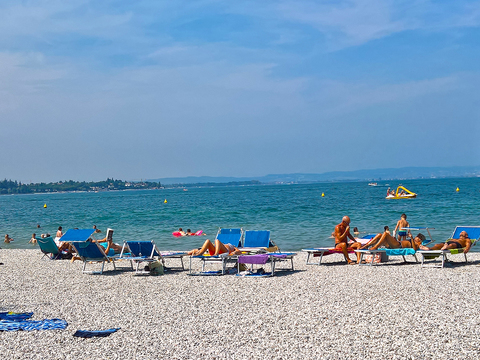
[385,248,416,256]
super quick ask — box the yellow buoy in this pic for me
[164,199,167,203]
[43,204,47,208]
[456,187,460,192]
[321,193,325,197]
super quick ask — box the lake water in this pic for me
[1,177,479,251]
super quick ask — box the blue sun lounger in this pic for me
[121,240,164,274]
[355,227,435,266]
[188,228,244,275]
[418,226,480,268]
[216,228,243,247]
[240,230,278,253]
[70,240,116,275]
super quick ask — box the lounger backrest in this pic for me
[220,228,242,235]
[216,233,242,247]
[452,226,480,243]
[243,231,271,248]
[71,241,106,261]
[60,229,96,242]
[126,241,159,258]
[38,237,59,256]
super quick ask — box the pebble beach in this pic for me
[2,249,480,359]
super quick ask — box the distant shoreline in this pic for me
[1,175,479,196]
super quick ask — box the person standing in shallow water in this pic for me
[29,233,38,245]
[334,216,361,265]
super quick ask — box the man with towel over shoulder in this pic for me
[334,216,362,265]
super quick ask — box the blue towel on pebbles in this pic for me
[0,312,34,321]
[73,328,120,338]
[0,318,68,331]
[385,248,416,256]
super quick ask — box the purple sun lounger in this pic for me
[236,253,296,277]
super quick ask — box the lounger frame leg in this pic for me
[421,253,446,268]
[305,251,324,265]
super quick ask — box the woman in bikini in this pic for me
[187,239,242,256]
[360,230,425,251]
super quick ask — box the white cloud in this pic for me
[273,0,480,49]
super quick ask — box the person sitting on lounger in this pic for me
[419,231,472,253]
[53,226,73,252]
[71,230,121,262]
[91,229,122,255]
[334,216,362,264]
[187,239,242,256]
[360,231,425,251]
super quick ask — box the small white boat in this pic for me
[368,183,378,186]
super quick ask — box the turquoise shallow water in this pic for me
[1,177,479,251]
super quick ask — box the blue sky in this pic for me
[0,0,479,182]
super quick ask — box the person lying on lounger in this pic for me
[187,239,242,256]
[334,216,362,264]
[360,231,425,251]
[419,231,472,253]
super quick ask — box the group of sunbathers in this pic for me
[334,214,472,265]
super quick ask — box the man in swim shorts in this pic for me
[360,231,425,251]
[393,214,411,241]
[334,216,362,264]
[419,231,472,253]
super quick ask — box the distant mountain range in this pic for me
[148,166,480,185]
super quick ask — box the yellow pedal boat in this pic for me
[386,186,417,199]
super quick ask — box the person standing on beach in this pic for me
[393,214,411,241]
[334,216,361,264]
